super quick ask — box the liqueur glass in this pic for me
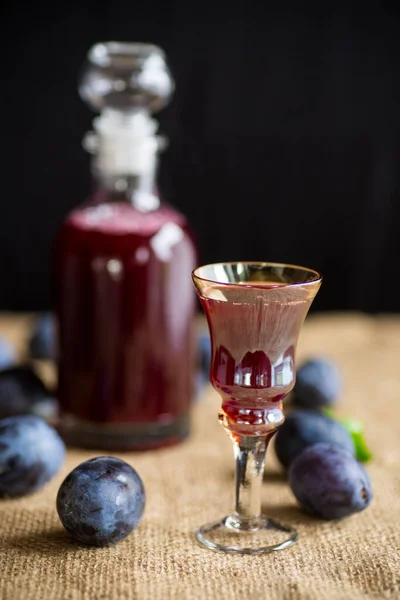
[192,262,321,554]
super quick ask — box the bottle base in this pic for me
[56,412,190,451]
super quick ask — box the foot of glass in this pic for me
[195,514,298,555]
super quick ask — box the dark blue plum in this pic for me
[197,331,211,382]
[29,313,56,360]
[274,409,355,469]
[0,336,16,370]
[0,415,66,498]
[293,357,342,409]
[194,331,211,399]
[0,366,58,420]
[289,443,373,519]
[57,457,145,546]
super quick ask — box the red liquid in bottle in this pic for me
[199,282,313,437]
[54,195,197,450]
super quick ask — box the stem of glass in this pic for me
[227,433,274,530]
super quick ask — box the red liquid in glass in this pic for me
[54,194,197,449]
[200,282,313,437]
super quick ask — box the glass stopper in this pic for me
[79,41,174,114]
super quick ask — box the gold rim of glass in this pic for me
[192,261,322,289]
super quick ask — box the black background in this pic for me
[1,2,400,312]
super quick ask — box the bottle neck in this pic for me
[86,109,162,211]
[92,163,160,211]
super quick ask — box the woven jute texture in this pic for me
[0,313,399,600]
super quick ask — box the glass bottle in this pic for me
[54,42,197,450]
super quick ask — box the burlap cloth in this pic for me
[0,313,399,600]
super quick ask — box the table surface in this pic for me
[0,312,399,600]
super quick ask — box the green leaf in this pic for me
[349,430,373,463]
[322,409,373,463]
